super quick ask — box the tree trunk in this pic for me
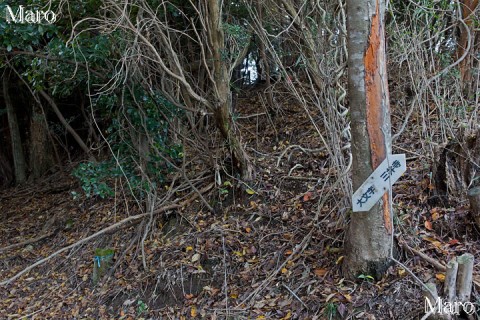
[456,0,479,96]
[207,0,253,181]
[342,0,393,280]
[256,2,274,111]
[0,149,13,187]
[38,89,96,162]
[3,70,27,184]
[29,102,55,179]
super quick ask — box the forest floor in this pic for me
[1,86,480,319]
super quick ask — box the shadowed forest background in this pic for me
[0,0,479,319]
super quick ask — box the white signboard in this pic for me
[352,154,406,212]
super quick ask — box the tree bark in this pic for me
[456,0,479,95]
[256,2,274,110]
[3,70,27,184]
[207,0,253,181]
[342,0,393,280]
[29,102,55,179]
[468,187,480,227]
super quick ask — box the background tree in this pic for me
[2,70,26,183]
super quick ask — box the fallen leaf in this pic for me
[325,293,336,302]
[327,246,342,253]
[246,188,255,195]
[342,293,352,302]
[314,268,328,277]
[191,306,197,317]
[431,208,440,221]
[424,239,442,248]
[448,239,460,245]
[425,220,433,230]
[191,253,200,263]
[436,273,445,282]
[303,192,313,202]
[337,303,347,318]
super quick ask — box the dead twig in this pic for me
[400,241,446,271]
[237,228,313,307]
[0,231,56,253]
[0,203,180,286]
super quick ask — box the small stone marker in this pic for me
[352,154,406,212]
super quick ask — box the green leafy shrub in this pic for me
[73,88,183,199]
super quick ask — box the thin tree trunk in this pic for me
[3,70,26,183]
[29,102,54,179]
[256,2,274,111]
[279,0,323,90]
[207,0,253,181]
[38,89,95,162]
[342,0,393,280]
[456,0,479,95]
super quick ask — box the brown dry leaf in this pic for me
[425,220,433,230]
[303,192,313,202]
[314,268,328,277]
[342,293,352,302]
[422,236,444,250]
[448,239,460,245]
[431,208,441,221]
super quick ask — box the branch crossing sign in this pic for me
[352,154,406,212]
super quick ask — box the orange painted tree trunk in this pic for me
[342,0,394,279]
